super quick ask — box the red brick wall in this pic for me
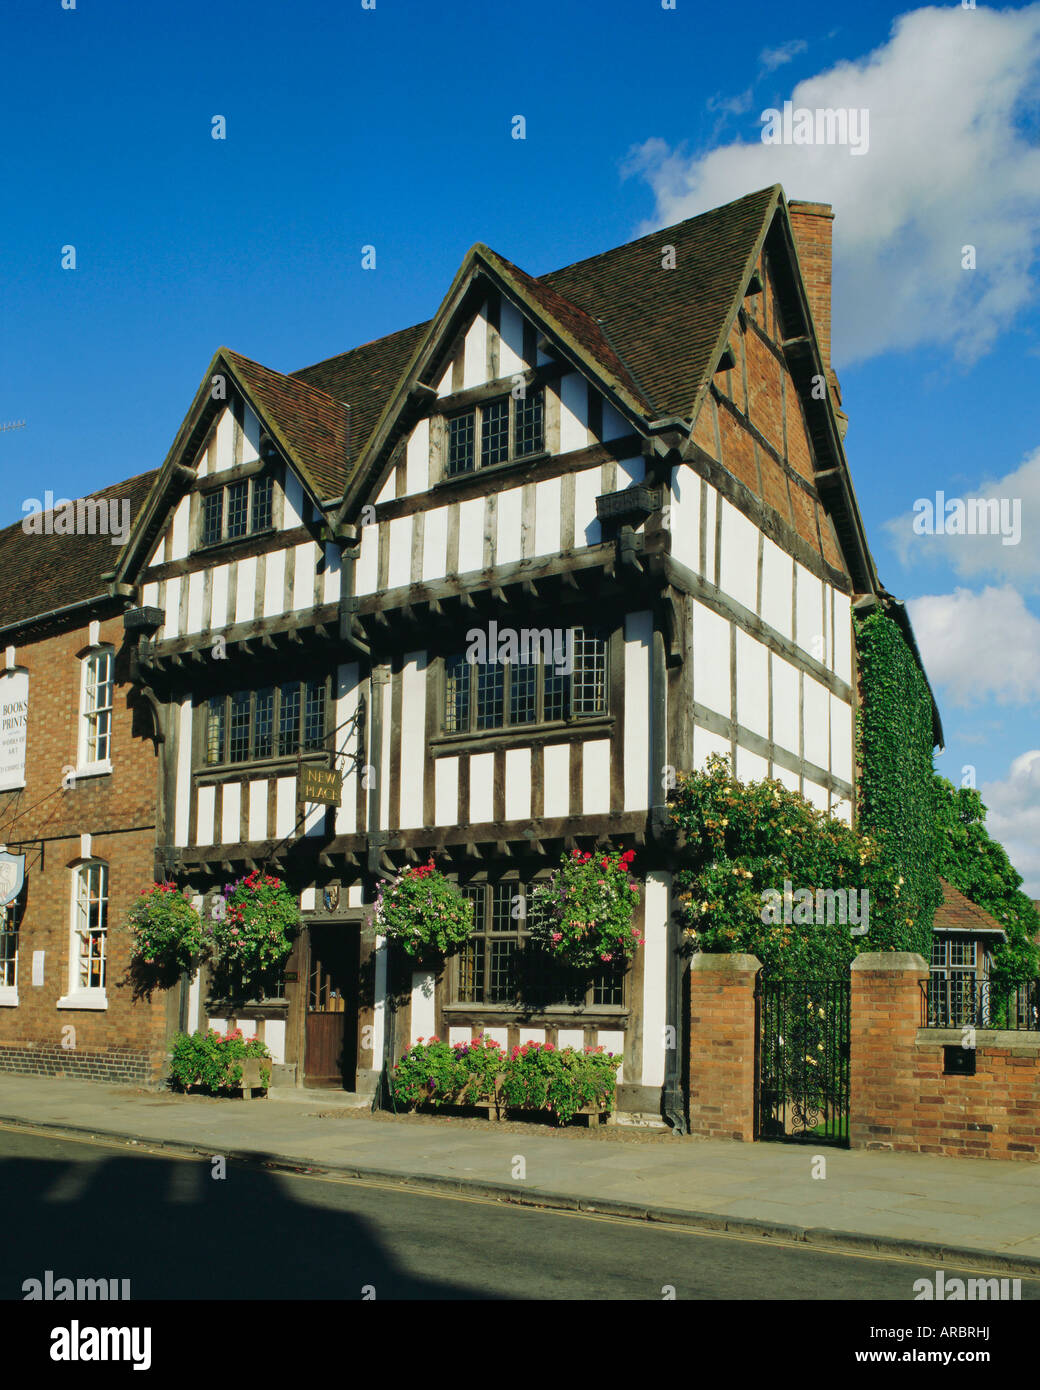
[688,953,760,1141]
[850,953,1040,1162]
[0,610,172,1083]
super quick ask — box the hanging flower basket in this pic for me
[528,849,643,970]
[374,859,474,959]
[211,871,300,997]
[126,882,210,985]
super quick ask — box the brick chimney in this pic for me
[788,199,847,438]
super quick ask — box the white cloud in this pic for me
[905,585,1040,707]
[624,4,1040,365]
[884,444,1040,590]
[707,89,754,116]
[982,750,1040,897]
[760,39,808,72]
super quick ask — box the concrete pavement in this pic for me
[1,1072,1038,1273]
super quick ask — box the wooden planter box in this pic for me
[415,1075,615,1127]
[235,1058,270,1100]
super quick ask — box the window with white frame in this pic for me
[80,648,114,767]
[0,892,21,992]
[73,862,108,993]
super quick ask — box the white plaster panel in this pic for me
[534,476,562,558]
[292,543,317,612]
[482,1027,509,1050]
[334,663,361,836]
[504,747,531,822]
[248,780,268,841]
[573,467,602,548]
[670,465,700,574]
[703,485,718,582]
[457,498,485,573]
[209,565,229,631]
[803,779,829,812]
[410,971,436,1043]
[833,590,852,684]
[283,472,305,529]
[221,782,241,845]
[355,523,379,596]
[559,374,587,453]
[519,1027,546,1046]
[213,408,235,473]
[602,401,627,441]
[557,1029,585,1051]
[735,745,769,783]
[463,308,488,389]
[169,496,191,562]
[399,654,427,831]
[624,611,651,811]
[802,675,830,771]
[597,1031,625,1082]
[142,581,159,609]
[719,500,758,613]
[795,563,825,658]
[496,488,523,565]
[275,776,296,838]
[830,694,853,784]
[582,739,611,815]
[186,571,205,634]
[468,752,495,825]
[241,404,260,464]
[692,723,731,768]
[735,630,769,739]
[379,677,392,831]
[322,543,341,605]
[691,599,731,718]
[617,456,646,487]
[435,756,459,826]
[760,538,793,639]
[771,653,800,756]
[422,506,448,581]
[375,471,396,506]
[405,418,430,496]
[264,1019,286,1064]
[449,1026,472,1046]
[641,873,670,1087]
[498,299,525,377]
[301,888,317,911]
[196,785,215,846]
[163,576,181,638]
[234,557,256,625]
[387,515,414,590]
[263,548,285,617]
[773,763,801,794]
[174,699,193,846]
[542,743,570,818]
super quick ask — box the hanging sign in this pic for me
[0,671,28,790]
[299,765,342,807]
[0,851,26,908]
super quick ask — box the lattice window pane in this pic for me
[480,398,509,468]
[229,691,251,762]
[206,696,225,765]
[251,476,273,533]
[279,683,301,756]
[457,939,485,1004]
[444,655,471,733]
[304,681,326,751]
[491,881,522,932]
[448,412,475,476]
[949,940,976,968]
[930,938,945,967]
[543,666,569,722]
[77,863,108,991]
[202,490,223,546]
[226,480,249,538]
[572,629,607,715]
[476,663,504,729]
[514,389,544,457]
[508,662,537,725]
[487,939,518,1003]
[254,687,274,760]
[592,967,624,1007]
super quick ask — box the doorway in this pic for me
[303,923,360,1089]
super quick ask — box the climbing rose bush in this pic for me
[374,859,474,958]
[528,848,642,970]
[126,882,209,977]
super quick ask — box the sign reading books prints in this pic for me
[0,671,28,791]
[299,764,342,807]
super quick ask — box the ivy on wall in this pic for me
[854,610,941,956]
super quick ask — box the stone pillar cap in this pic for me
[851,951,928,972]
[688,952,762,974]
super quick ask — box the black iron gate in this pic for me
[758,976,850,1146]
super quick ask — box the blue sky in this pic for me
[2,0,1038,889]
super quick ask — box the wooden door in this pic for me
[304,924,359,1089]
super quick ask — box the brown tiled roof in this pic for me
[289,186,777,480]
[0,470,158,633]
[291,322,429,485]
[541,186,777,419]
[224,350,350,501]
[934,879,1007,936]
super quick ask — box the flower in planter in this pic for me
[528,849,642,970]
[374,860,474,958]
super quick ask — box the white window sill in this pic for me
[73,762,113,781]
[0,781,25,792]
[0,988,18,1007]
[56,992,108,1011]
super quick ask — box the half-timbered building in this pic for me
[108,185,904,1120]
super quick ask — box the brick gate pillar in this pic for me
[849,952,929,1151]
[688,953,761,1141]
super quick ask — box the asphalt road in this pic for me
[3,1125,1038,1302]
